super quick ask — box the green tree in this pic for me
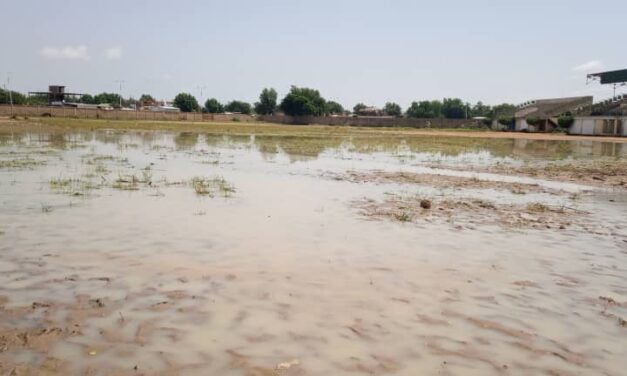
[470,101,491,118]
[204,98,224,113]
[498,116,514,126]
[384,102,402,116]
[173,93,200,112]
[353,103,367,115]
[526,116,541,126]
[26,94,48,105]
[224,100,252,114]
[557,114,574,129]
[0,88,26,105]
[79,94,95,104]
[94,92,123,107]
[441,98,467,119]
[491,103,516,120]
[139,94,156,105]
[326,101,344,115]
[279,86,327,116]
[253,88,277,115]
[406,100,442,118]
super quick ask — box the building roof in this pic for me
[515,96,592,119]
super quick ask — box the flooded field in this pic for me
[1,119,626,375]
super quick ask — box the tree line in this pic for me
[171,86,516,122]
[1,86,516,121]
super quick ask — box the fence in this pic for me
[1,105,481,129]
[0,105,256,122]
[257,115,479,128]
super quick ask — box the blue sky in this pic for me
[2,0,625,108]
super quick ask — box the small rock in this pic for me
[89,298,105,308]
[420,199,432,209]
[32,302,50,309]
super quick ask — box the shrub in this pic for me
[526,117,541,126]
[384,102,402,117]
[498,116,514,126]
[224,100,252,115]
[204,98,224,114]
[557,115,574,129]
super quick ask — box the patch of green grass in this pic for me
[49,176,99,196]
[94,164,109,174]
[393,211,414,222]
[190,176,235,198]
[112,175,140,191]
[0,158,45,169]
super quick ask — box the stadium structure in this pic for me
[514,68,626,136]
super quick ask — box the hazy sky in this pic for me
[2,0,625,108]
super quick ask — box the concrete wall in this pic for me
[258,115,478,128]
[0,105,256,123]
[569,116,626,137]
[515,118,556,133]
[515,118,529,132]
[0,105,482,129]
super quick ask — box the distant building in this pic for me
[569,116,625,136]
[28,85,84,105]
[514,96,592,132]
[141,99,180,112]
[589,94,627,116]
[356,106,384,116]
[148,104,180,113]
[565,68,627,136]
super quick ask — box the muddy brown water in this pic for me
[0,130,626,375]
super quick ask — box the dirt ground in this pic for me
[1,116,625,143]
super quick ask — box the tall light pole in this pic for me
[196,85,207,108]
[114,80,125,108]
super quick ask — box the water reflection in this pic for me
[0,130,625,160]
[174,132,200,151]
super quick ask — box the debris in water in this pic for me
[276,359,300,370]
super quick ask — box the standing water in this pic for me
[0,128,626,375]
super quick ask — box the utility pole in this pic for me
[6,73,13,116]
[114,80,125,108]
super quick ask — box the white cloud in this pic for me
[572,60,604,72]
[105,47,123,60]
[40,45,89,61]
